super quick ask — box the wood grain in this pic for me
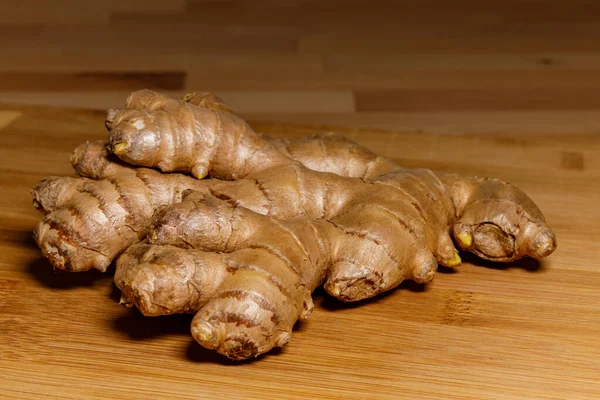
[0,72,186,91]
[2,0,600,135]
[0,104,598,400]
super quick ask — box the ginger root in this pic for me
[32,141,210,272]
[31,90,556,360]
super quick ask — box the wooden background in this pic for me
[2,0,600,135]
[1,104,599,399]
[1,1,600,399]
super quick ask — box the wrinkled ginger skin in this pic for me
[118,162,554,359]
[32,141,212,272]
[31,89,557,361]
[106,90,289,180]
[264,133,556,263]
[30,133,402,274]
[439,174,556,262]
[120,193,323,359]
[70,140,131,180]
[268,132,400,180]
[138,164,458,301]
[115,244,228,316]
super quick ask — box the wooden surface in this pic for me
[3,0,600,135]
[2,1,600,397]
[0,104,598,400]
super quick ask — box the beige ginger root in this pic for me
[32,142,210,272]
[31,90,556,360]
[31,132,401,273]
[114,159,554,359]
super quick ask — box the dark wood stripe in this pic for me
[0,72,186,91]
[355,88,600,112]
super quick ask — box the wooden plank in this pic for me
[2,0,600,394]
[0,27,295,58]
[0,53,322,77]
[0,1,110,25]
[215,91,355,113]
[354,88,600,112]
[0,72,186,91]
[240,111,600,135]
[0,92,181,110]
[0,103,599,399]
[105,0,186,13]
[298,34,600,55]
[324,52,600,73]
[0,90,355,114]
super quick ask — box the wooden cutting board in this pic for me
[1,104,598,400]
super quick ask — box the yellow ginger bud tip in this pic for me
[112,142,128,154]
[182,92,196,103]
[456,231,473,248]
[330,284,342,297]
[446,252,462,267]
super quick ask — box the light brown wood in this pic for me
[3,0,600,135]
[0,103,598,400]
[2,0,600,396]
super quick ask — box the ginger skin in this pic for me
[31,90,556,360]
[106,90,289,180]
[32,142,210,272]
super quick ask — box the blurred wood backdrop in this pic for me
[1,0,600,134]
